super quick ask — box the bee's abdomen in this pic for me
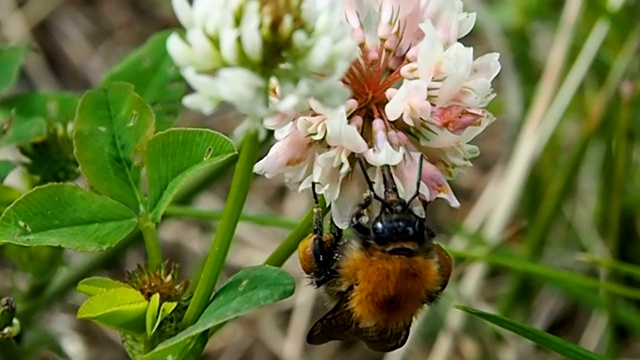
[340,248,441,327]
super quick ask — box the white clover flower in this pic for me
[168,0,357,138]
[255,0,501,228]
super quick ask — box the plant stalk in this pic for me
[180,129,260,328]
[138,212,163,269]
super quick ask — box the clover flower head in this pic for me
[255,0,501,228]
[167,0,357,138]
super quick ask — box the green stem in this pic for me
[181,129,260,328]
[165,205,298,229]
[264,197,327,267]
[139,212,163,269]
[0,339,22,360]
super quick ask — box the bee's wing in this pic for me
[356,326,410,352]
[307,297,357,345]
[307,298,410,352]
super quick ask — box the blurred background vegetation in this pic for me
[0,0,639,359]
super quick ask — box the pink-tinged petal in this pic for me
[421,109,494,149]
[419,124,459,148]
[342,0,361,29]
[364,119,404,166]
[471,52,501,81]
[385,79,431,127]
[365,141,404,166]
[422,160,460,207]
[254,130,314,178]
[458,111,496,143]
[453,80,495,108]
[425,0,458,46]
[400,61,419,79]
[447,53,499,107]
[273,121,295,140]
[313,152,342,203]
[275,92,303,114]
[394,0,429,53]
[392,152,424,203]
[297,173,315,192]
[331,172,368,229]
[457,11,476,39]
[385,88,406,121]
[439,144,476,168]
[297,114,327,140]
[264,111,294,130]
[404,80,431,124]
[350,114,364,131]
[345,98,359,114]
[285,164,313,185]
[417,22,443,82]
[367,163,424,216]
[430,105,484,135]
[324,107,368,153]
[436,43,473,107]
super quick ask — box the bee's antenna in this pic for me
[356,157,387,205]
[404,155,424,210]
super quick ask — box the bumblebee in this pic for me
[298,159,452,352]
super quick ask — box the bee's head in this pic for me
[356,159,433,256]
[369,199,427,256]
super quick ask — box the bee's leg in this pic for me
[299,184,331,279]
[324,219,342,267]
[420,198,436,239]
[309,184,340,287]
[350,194,372,238]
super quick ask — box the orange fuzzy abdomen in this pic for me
[339,248,440,327]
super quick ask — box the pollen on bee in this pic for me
[298,234,316,275]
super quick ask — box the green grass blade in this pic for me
[581,254,640,280]
[456,306,606,360]
[450,248,640,300]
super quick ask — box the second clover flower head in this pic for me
[167,0,357,139]
[254,0,501,228]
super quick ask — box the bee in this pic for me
[298,158,453,352]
